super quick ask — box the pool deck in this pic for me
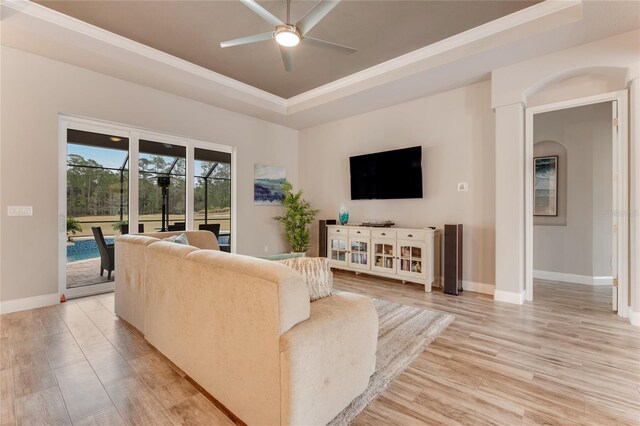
[67,258,113,288]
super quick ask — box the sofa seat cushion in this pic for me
[278,257,333,302]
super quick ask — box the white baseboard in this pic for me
[0,293,59,314]
[629,307,640,327]
[592,276,613,286]
[462,280,495,295]
[534,270,612,286]
[494,289,525,305]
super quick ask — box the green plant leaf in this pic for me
[273,181,319,253]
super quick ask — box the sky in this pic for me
[68,144,128,169]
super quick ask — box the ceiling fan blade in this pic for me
[280,47,294,72]
[220,32,274,48]
[296,0,340,35]
[303,36,356,55]
[240,0,284,27]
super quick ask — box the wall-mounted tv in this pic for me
[350,146,423,200]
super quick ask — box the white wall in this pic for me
[533,102,612,280]
[0,46,298,304]
[491,29,639,304]
[299,81,496,292]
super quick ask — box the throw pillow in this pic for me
[163,233,190,245]
[278,257,333,302]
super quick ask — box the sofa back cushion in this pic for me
[141,230,219,250]
[114,234,160,332]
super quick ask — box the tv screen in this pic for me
[350,146,423,200]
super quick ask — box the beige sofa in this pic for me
[114,230,220,333]
[115,232,378,426]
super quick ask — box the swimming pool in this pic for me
[67,234,230,262]
[67,238,114,262]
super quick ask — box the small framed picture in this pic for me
[534,156,558,216]
[254,164,286,205]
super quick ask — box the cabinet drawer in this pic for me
[371,229,396,239]
[329,226,348,235]
[349,228,370,237]
[397,230,426,240]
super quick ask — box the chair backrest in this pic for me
[92,227,110,258]
[168,223,185,231]
[198,223,221,238]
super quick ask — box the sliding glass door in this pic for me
[65,128,129,295]
[60,117,234,299]
[194,148,232,251]
[138,140,186,232]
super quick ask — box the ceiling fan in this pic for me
[220,0,357,72]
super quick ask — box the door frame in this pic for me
[59,114,236,299]
[524,90,629,317]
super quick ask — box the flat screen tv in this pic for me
[350,146,423,200]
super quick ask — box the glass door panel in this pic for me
[399,241,424,276]
[138,140,186,232]
[348,238,370,270]
[194,148,232,251]
[372,240,396,273]
[329,237,348,265]
[66,129,129,293]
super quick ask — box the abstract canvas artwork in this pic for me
[254,164,286,205]
[534,156,558,216]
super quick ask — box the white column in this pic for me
[629,78,640,326]
[494,102,526,304]
[128,132,139,234]
[185,142,195,231]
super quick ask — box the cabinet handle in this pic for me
[357,231,361,234]
[408,234,413,238]
[336,230,341,233]
[381,232,386,236]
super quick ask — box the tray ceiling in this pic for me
[35,0,539,98]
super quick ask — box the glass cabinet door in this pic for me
[348,238,370,270]
[372,240,396,273]
[329,236,348,266]
[398,241,425,277]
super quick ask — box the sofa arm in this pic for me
[279,292,378,426]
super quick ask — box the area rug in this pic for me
[328,297,455,426]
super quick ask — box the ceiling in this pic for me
[2,1,639,129]
[33,0,539,98]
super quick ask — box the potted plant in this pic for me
[274,182,319,253]
[113,220,128,234]
[66,217,82,241]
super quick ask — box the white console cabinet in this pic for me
[327,225,436,292]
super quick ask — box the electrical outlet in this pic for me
[264,245,269,253]
[457,183,468,192]
[8,206,33,216]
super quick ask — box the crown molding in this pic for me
[1,0,584,120]
[286,0,582,112]
[1,0,287,110]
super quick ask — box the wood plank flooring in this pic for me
[1,272,638,425]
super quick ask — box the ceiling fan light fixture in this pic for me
[275,25,300,47]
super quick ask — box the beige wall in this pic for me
[533,102,612,278]
[299,81,496,290]
[490,29,639,302]
[0,46,298,303]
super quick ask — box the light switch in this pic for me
[457,183,468,192]
[8,206,33,216]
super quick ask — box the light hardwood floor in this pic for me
[1,272,638,425]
